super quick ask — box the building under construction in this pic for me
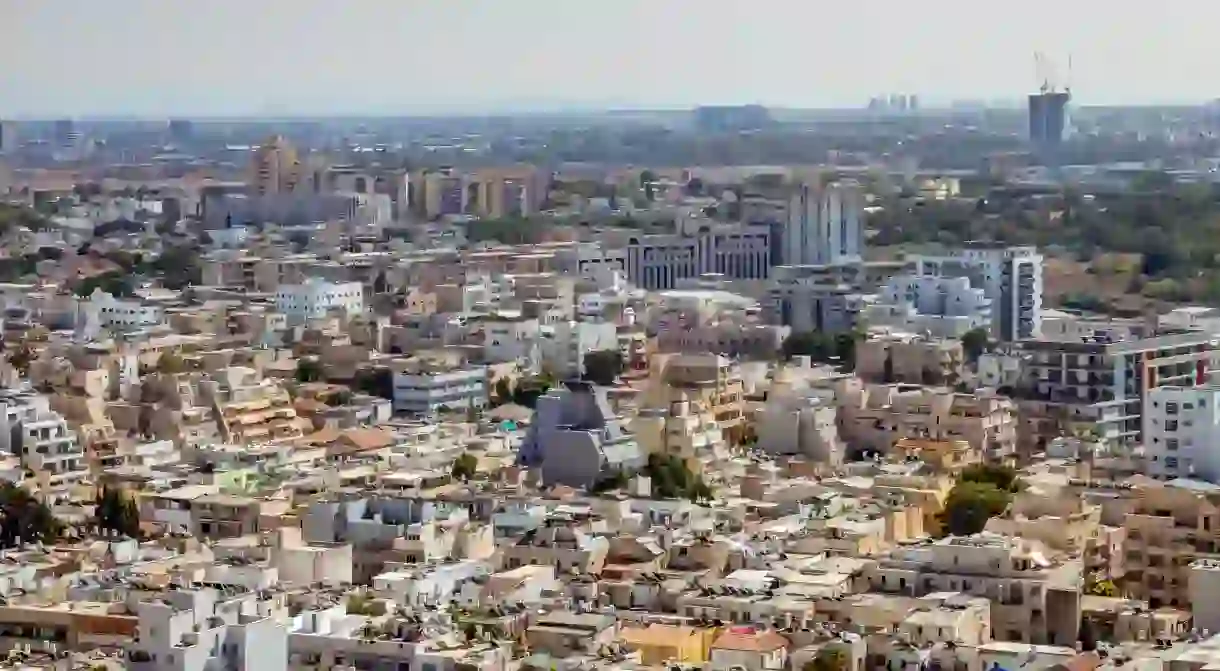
[1028,52,1071,159]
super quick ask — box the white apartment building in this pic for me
[542,320,620,378]
[864,275,992,338]
[783,181,863,266]
[15,402,86,497]
[911,244,1043,341]
[275,278,364,323]
[482,313,541,369]
[624,224,771,290]
[126,588,287,671]
[391,362,488,415]
[1144,385,1220,481]
[79,288,163,332]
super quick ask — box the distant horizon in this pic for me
[2,98,1215,123]
[5,1,1220,118]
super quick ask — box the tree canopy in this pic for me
[94,486,140,538]
[644,454,713,502]
[781,330,863,370]
[295,359,325,383]
[0,484,62,548]
[871,179,1220,309]
[582,349,624,386]
[960,328,990,363]
[936,465,1023,536]
[451,452,479,481]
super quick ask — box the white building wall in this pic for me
[392,367,488,414]
[544,321,620,377]
[1144,385,1220,482]
[275,279,364,323]
[912,245,1043,341]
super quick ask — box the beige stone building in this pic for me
[1116,481,1220,609]
[836,379,1018,463]
[867,534,1082,646]
[648,353,746,444]
[856,334,965,386]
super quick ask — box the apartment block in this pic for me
[1017,328,1219,447]
[1144,385,1220,481]
[868,534,1082,646]
[390,357,488,415]
[911,243,1043,341]
[836,379,1017,463]
[856,333,965,386]
[274,278,364,324]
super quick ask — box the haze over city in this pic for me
[2,0,1218,116]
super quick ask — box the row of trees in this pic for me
[871,178,1220,308]
[780,330,864,370]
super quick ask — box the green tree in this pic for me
[582,349,624,386]
[352,368,393,399]
[959,463,1023,493]
[6,343,35,375]
[781,332,835,362]
[960,327,990,363]
[74,271,135,298]
[295,359,324,383]
[938,481,1012,536]
[590,470,629,493]
[492,377,514,406]
[451,452,479,481]
[157,352,186,375]
[1084,572,1118,597]
[511,375,554,409]
[644,454,713,502]
[94,486,140,538]
[151,246,202,290]
[804,648,848,671]
[0,483,62,548]
[781,330,861,370]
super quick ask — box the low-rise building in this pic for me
[275,277,364,324]
[390,357,488,415]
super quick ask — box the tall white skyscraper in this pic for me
[784,181,864,266]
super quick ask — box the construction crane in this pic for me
[1035,51,1059,94]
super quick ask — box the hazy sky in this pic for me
[1,0,1216,116]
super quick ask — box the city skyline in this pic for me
[2,0,1219,117]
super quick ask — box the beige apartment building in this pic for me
[1117,480,1220,609]
[201,367,309,444]
[985,490,1103,556]
[868,534,1083,646]
[249,134,302,196]
[649,353,746,444]
[835,379,1017,463]
[856,335,965,386]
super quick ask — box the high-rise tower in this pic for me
[248,135,302,196]
[783,181,864,266]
